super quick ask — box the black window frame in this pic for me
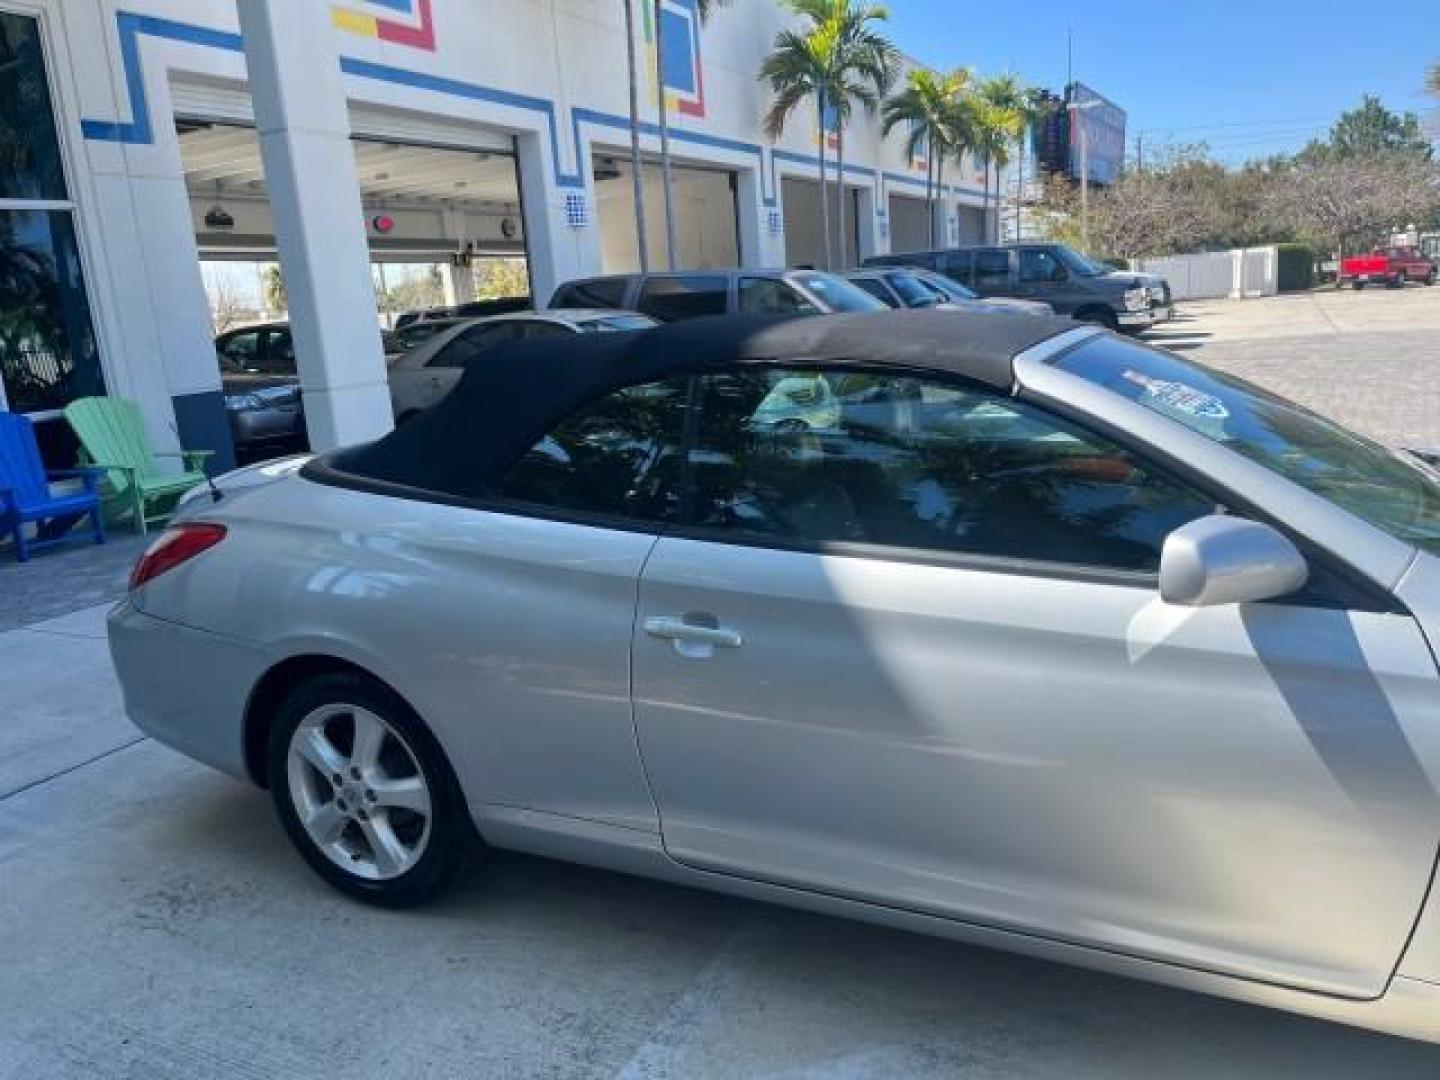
[311,360,1392,609]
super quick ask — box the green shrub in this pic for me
[1276,243,1315,292]
[1101,256,1129,271]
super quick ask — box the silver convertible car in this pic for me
[109,311,1440,1041]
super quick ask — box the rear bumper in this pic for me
[1117,308,1158,328]
[107,599,269,781]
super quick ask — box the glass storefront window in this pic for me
[0,13,67,200]
[0,210,103,413]
[0,12,102,419]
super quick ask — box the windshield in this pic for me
[577,314,656,332]
[1052,246,1109,278]
[788,271,887,313]
[886,271,945,307]
[918,271,978,301]
[1056,338,1440,555]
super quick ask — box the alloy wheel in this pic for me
[285,703,433,881]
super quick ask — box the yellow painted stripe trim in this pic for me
[331,7,380,36]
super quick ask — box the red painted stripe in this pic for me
[376,0,435,49]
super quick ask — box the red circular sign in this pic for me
[371,214,395,234]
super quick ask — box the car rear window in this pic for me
[552,278,630,309]
[637,275,730,322]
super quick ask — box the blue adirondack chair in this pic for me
[0,412,106,562]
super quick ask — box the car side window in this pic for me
[638,275,729,321]
[497,376,690,523]
[972,250,1011,289]
[1019,249,1066,284]
[428,323,520,368]
[689,369,1215,571]
[938,250,973,286]
[847,278,898,307]
[217,330,261,371]
[260,330,296,373]
[738,277,821,315]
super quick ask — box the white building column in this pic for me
[441,261,476,307]
[238,0,391,450]
[518,130,600,305]
[854,179,886,261]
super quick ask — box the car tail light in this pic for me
[129,523,227,591]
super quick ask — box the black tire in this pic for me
[1426,270,1437,287]
[1352,280,1365,290]
[267,671,474,907]
[1389,274,1405,289]
[1075,307,1119,332]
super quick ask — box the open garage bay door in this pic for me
[178,119,530,327]
[782,176,862,271]
[887,193,932,256]
[593,153,740,273]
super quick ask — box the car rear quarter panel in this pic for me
[136,476,662,834]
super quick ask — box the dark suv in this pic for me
[866,243,1170,332]
[549,269,885,321]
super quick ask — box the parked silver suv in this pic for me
[549,269,886,321]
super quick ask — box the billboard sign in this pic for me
[1067,83,1127,186]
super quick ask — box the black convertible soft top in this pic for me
[321,308,1075,500]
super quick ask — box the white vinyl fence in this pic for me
[1136,247,1278,300]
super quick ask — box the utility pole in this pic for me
[1068,96,1100,254]
[1134,133,1144,173]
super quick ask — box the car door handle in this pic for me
[643,614,744,652]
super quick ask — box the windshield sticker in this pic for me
[1121,370,1230,420]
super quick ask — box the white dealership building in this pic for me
[2,0,997,468]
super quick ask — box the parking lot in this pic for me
[4,289,1440,1079]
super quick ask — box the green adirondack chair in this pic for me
[63,397,214,534]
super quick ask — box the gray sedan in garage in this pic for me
[109,311,1440,1042]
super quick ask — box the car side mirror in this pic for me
[1159,515,1308,606]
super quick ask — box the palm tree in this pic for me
[760,0,896,270]
[622,0,649,272]
[653,0,730,270]
[882,68,971,248]
[971,76,1026,243]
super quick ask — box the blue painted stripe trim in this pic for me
[79,11,985,209]
[79,13,242,144]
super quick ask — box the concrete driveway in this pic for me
[6,289,1440,1077]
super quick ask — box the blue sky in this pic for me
[885,1,1439,165]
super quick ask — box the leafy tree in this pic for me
[1263,154,1440,258]
[760,0,897,269]
[1429,59,1440,98]
[1297,95,1433,163]
[262,264,287,315]
[476,259,530,299]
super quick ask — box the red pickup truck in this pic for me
[1339,246,1438,289]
